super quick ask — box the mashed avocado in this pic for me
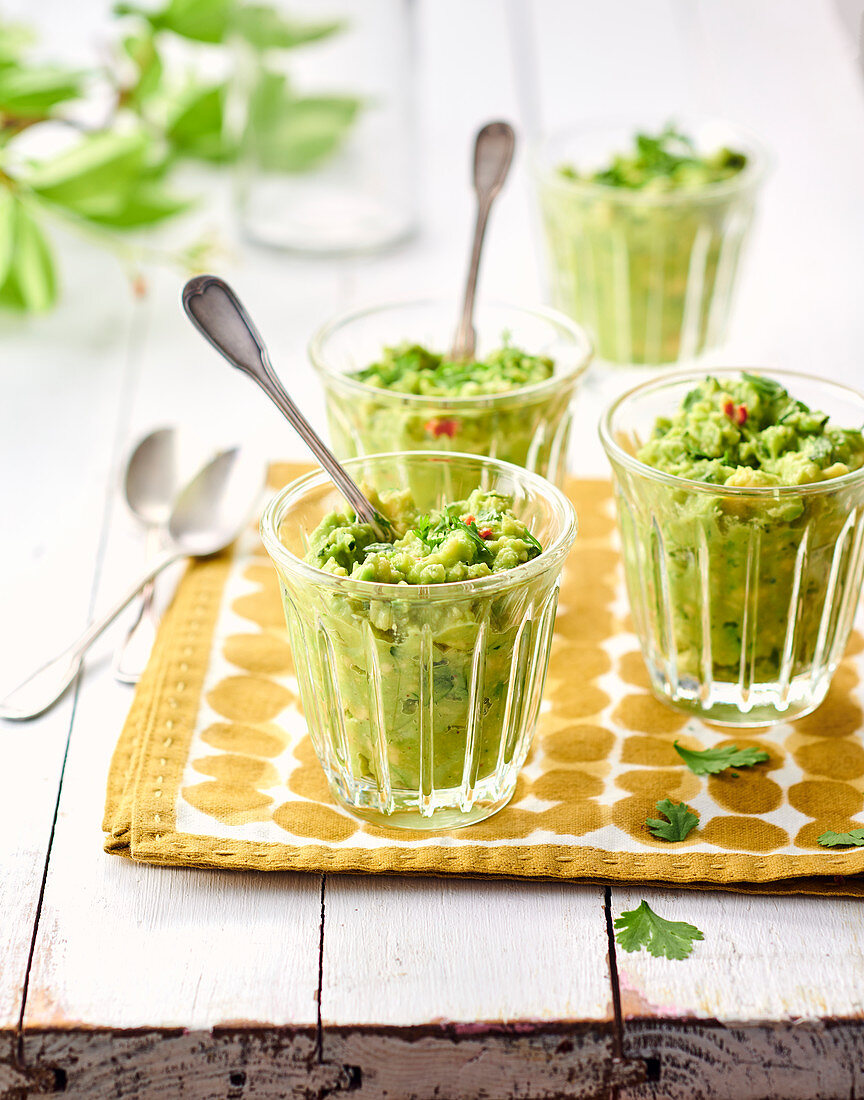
[323,343,574,486]
[539,125,758,365]
[620,373,864,708]
[308,486,542,584]
[353,343,554,397]
[302,488,548,794]
[638,374,864,486]
[559,125,746,193]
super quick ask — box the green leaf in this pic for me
[674,741,770,776]
[234,5,343,50]
[117,0,233,43]
[246,72,360,172]
[122,31,163,106]
[0,185,15,287]
[614,900,704,961]
[0,23,36,65]
[0,63,85,116]
[741,372,785,401]
[82,181,191,227]
[25,131,149,208]
[0,199,56,312]
[646,798,699,842]
[817,829,864,848]
[166,83,235,162]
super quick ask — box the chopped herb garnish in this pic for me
[674,741,769,776]
[614,900,704,961]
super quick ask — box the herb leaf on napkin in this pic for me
[817,829,864,848]
[614,900,704,961]
[646,798,698,842]
[674,741,769,776]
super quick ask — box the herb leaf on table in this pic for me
[646,799,698,842]
[674,741,769,776]
[817,829,864,848]
[613,900,704,961]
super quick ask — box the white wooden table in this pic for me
[3,2,864,1097]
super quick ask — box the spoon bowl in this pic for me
[0,446,264,721]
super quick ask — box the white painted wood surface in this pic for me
[2,1,864,1097]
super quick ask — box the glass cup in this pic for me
[231,0,417,254]
[309,299,593,489]
[535,120,768,366]
[601,370,864,725]
[260,451,578,828]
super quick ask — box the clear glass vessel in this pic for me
[536,120,768,366]
[260,451,578,828]
[601,370,864,725]
[309,299,593,490]
[232,0,416,254]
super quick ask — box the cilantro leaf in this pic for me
[817,829,864,848]
[522,528,543,555]
[453,517,493,564]
[674,741,769,776]
[741,372,786,401]
[614,900,704,961]
[646,799,698,842]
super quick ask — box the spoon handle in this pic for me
[114,526,163,685]
[0,549,180,721]
[183,276,387,538]
[450,121,516,361]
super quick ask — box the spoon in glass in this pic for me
[449,120,516,361]
[182,275,391,540]
[0,447,264,721]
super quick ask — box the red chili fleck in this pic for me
[723,399,735,419]
[425,418,458,438]
[479,528,493,540]
[736,404,748,426]
[464,515,475,525]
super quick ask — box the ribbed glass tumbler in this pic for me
[260,452,578,828]
[310,300,592,489]
[536,121,768,366]
[601,371,864,725]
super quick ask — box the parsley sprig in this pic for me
[614,900,704,961]
[817,829,864,848]
[646,799,698,842]
[674,741,769,776]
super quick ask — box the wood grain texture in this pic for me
[621,1020,864,1100]
[12,1027,640,1100]
[0,242,139,1031]
[612,888,864,1024]
[322,877,613,1027]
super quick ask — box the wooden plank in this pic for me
[322,877,613,1027]
[18,255,347,1039]
[0,237,138,1041]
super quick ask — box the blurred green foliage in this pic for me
[0,0,359,313]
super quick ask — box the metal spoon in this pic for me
[182,274,390,540]
[450,120,516,361]
[114,427,204,685]
[0,447,264,721]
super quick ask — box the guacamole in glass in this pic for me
[311,300,593,490]
[303,487,544,793]
[602,370,864,724]
[538,123,764,365]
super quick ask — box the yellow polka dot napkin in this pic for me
[103,464,864,895]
